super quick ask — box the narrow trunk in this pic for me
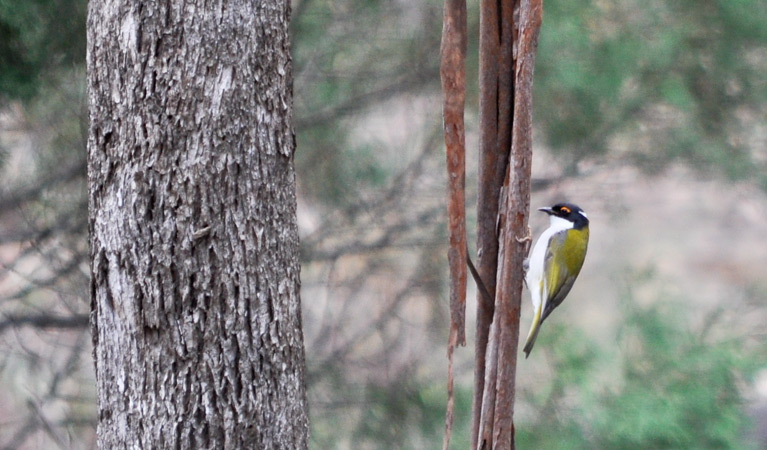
[87,1,308,448]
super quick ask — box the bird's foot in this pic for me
[515,226,532,243]
[517,225,532,255]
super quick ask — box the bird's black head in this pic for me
[539,202,589,229]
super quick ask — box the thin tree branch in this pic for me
[26,399,70,450]
[0,314,89,334]
[296,70,434,130]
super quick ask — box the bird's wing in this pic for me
[540,231,582,324]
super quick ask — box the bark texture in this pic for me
[473,0,541,448]
[87,1,308,448]
[439,0,467,447]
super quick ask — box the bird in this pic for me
[523,202,589,358]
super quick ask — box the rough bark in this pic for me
[87,1,308,448]
[473,0,541,448]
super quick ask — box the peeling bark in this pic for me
[473,0,541,448]
[87,1,308,448]
[440,0,468,447]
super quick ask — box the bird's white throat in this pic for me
[548,215,574,232]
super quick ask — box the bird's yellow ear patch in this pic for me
[560,206,571,214]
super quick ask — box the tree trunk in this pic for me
[87,1,308,448]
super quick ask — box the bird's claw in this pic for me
[515,226,532,243]
[517,226,533,256]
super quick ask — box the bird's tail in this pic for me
[522,303,543,358]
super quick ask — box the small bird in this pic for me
[523,202,589,358]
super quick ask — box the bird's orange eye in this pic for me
[560,206,571,214]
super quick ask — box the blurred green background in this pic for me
[1,0,766,448]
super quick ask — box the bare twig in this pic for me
[0,314,89,334]
[26,399,69,450]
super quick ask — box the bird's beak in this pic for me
[538,206,554,215]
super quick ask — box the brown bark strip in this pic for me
[440,0,467,448]
[443,328,460,450]
[473,0,519,446]
[489,0,543,448]
[471,0,502,446]
[474,0,542,447]
[441,0,467,349]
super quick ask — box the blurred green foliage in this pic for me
[596,302,755,449]
[5,0,767,188]
[307,289,761,449]
[516,298,760,450]
[0,0,86,100]
[536,0,767,184]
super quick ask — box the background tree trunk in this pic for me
[87,1,308,448]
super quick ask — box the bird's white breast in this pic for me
[525,215,573,309]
